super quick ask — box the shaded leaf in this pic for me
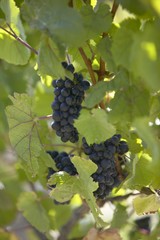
[84,81,109,108]
[38,37,65,78]
[21,0,86,47]
[125,154,153,190]
[80,3,112,39]
[17,192,50,232]
[111,204,128,228]
[109,86,150,123]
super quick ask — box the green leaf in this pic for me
[106,68,130,91]
[112,19,160,92]
[49,172,79,202]
[133,193,160,215]
[22,0,112,47]
[126,132,143,154]
[80,3,112,39]
[71,156,105,227]
[74,109,116,144]
[0,0,26,38]
[133,117,160,165]
[109,86,150,123]
[111,204,128,228]
[17,192,50,232]
[130,21,160,91]
[132,118,160,188]
[49,156,105,227]
[84,81,108,108]
[111,19,141,70]
[125,154,154,189]
[5,93,46,178]
[117,0,152,17]
[21,0,86,47]
[38,36,65,78]
[0,32,30,65]
[96,37,116,72]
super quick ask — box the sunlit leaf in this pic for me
[74,109,116,144]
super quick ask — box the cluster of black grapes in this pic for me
[47,150,77,178]
[82,134,129,199]
[51,62,90,143]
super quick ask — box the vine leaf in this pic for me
[0,0,30,64]
[133,193,160,215]
[84,81,108,108]
[49,156,106,228]
[5,93,53,179]
[0,32,30,65]
[17,191,50,232]
[74,109,116,144]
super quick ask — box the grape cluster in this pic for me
[51,62,90,143]
[82,134,129,199]
[47,150,77,178]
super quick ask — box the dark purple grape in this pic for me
[66,64,75,73]
[60,103,69,112]
[51,101,60,110]
[54,87,61,96]
[65,79,74,88]
[61,88,70,97]
[56,79,64,87]
[51,121,61,130]
[52,111,62,121]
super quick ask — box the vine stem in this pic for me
[111,0,119,19]
[37,114,53,120]
[0,24,38,55]
[79,47,97,85]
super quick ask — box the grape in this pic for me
[51,61,90,143]
[82,134,129,200]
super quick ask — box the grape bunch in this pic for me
[51,62,90,143]
[82,134,129,199]
[47,150,77,178]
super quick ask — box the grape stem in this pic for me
[38,114,53,120]
[111,0,119,19]
[79,47,97,85]
[0,23,38,55]
[43,143,82,151]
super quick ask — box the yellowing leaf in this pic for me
[133,193,160,215]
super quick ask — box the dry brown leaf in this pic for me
[83,228,122,240]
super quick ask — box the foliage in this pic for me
[0,0,160,239]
